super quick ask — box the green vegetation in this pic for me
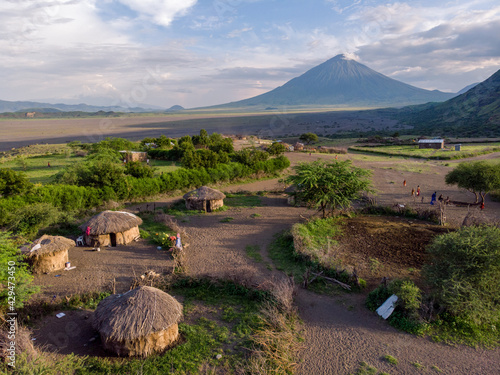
[224,192,263,207]
[286,160,372,218]
[423,226,500,345]
[0,232,39,311]
[350,361,381,375]
[445,161,500,203]
[0,153,80,184]
[245,245,263,263]
[267,142,287,155]
[0,135,289,238]
[366,279,427,336]
[219,217,234,223]
[382,355,398,366]
[291,217,344,263]
[366,225,500,346]
[299,132,319,144]
[349,143,500,160]
[269,230,360,293]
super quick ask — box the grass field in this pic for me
[0,153,80,184]
[349,143,500,160]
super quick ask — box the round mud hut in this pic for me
[79,211,142,247]
[24,235,74,274]
[183,186,226,212]
[92,286,183,357]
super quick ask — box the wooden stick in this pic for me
[311,272,351,290]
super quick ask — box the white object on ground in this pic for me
[64,266,76,271]
[30,243,41,252]
[56,313,66,318]
[157,246,162,250]
[376,294,398,320]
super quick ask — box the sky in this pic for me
[1,0,499,109]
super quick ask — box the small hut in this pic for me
[92,286,183,357]
[80,211,142,247]
[24,235,74,274]
[183,186,226,212]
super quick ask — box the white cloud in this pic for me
[117,0,197,27]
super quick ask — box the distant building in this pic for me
[418,139,444,149]
[119,151,148,162]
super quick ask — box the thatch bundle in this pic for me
[25,235,74,274]
[183,186,226,212]
[92,286,183,357]
[79,211,142,247]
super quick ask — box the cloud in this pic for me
[117,0,197,27]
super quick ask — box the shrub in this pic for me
[0,232,39,311]
[423,225,500,326]
[389,279,422,312]
[125,161,155,178]
[0,169,32,197]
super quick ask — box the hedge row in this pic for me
[0,157,290,227]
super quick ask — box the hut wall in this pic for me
[185,199,205,211]
[29,250,68,274]
[101,324,179,357]
[84,227,139,247]
[85,234,110,247]
[209,199,224,211]
[117,226,140,245]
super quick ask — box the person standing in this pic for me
[411,188,415,196]
[416,185,420,196]
[403,180,407,187]
[430,191,437,205]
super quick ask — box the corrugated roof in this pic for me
[418,139,444,143]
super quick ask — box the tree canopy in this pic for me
[445,161,500,203]
[423,225,500,326]
[286,160,372,217]
[299,132,319,144]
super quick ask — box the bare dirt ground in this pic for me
[30,147,500,374]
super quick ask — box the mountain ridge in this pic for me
[206,54,456,109]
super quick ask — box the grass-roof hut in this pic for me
[80,211,142,247]
[92,286,183,357]
[183,186,226,212]
[24,235,74,274]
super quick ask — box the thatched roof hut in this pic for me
[79,210,142,247]
[24,235,74,274]
[92,286,183,357]
[183,186,226,212]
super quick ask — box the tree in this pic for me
[445,161,500,203]
[423,226,500,325]
[267,142,287,156]
[286,160,372,217]
[0,169,32,197]
[299,132,319,144]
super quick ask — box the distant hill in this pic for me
[0,99,160,113]
[165,105,184,112]
[456,82,480,95]
[207,54,456,109]
[397,69,500,137]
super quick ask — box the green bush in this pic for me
[389,279,422,312]
[124,161,155,178]
[0,169,32,197]
[0,232,39,311]
[423,225,500,326]
[8,202,62,237]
